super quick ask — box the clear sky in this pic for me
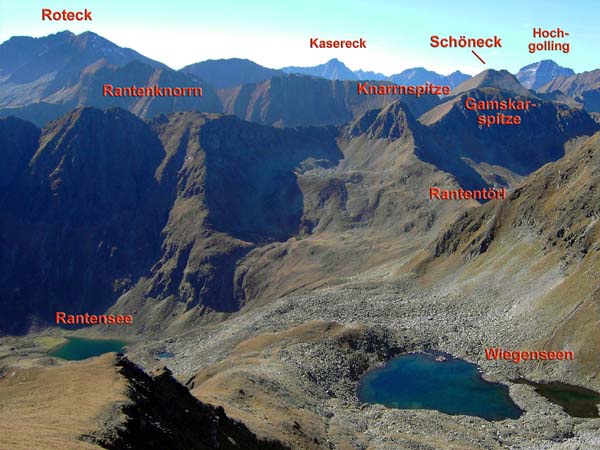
[0,0,597,75]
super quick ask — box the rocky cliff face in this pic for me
[95,355,288,450]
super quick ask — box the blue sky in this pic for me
[0,0,597,75]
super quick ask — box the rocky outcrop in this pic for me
[88,355,288,450]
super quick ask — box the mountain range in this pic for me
[1,31,596,129]
[1,66,597,333]
[281,57,471,88]
[3,29,600,450]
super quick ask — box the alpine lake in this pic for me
[48,337,127,361]
[358,352,600,420]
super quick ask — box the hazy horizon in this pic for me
[1,0,597,76]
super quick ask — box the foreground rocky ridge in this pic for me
[0,352,287,450]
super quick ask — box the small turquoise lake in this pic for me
[49,337,127,361]
[358,352,523,421]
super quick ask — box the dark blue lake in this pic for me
[48,337,127,360]
[358,352,523,421]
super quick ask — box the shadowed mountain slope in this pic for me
[0,108,343,332]
[112,112,343,331]
[0,116,40,189]
[0,108,170,333]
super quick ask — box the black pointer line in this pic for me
[471,50,486,64]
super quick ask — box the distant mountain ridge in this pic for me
[390,67,470,89]
[180,58,282,89]
[0,30,167,107]
[515,60,574,90]
[353,69,387,81]
[2,31,600,129]
[538,69,600,112]
[0,59,222,126]
[282,58,358,80]
[281,58,471,87]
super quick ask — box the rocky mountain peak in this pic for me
[347,100,418,139]
[516,59,575,90]
[453,69,531,96]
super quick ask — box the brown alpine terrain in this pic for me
[171,128,600,450]
[419,132,600,376]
